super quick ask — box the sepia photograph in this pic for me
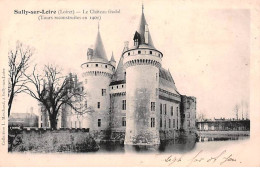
[0,0,259,167]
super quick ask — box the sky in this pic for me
[6,0,250,119]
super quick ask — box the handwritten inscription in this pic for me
[164,150,238,166]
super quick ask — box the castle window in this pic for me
[160,118,162,128]
[171,106,173,116]
[138,51,141,54]
[169,119,171,128]
[122,100,126,110]
[98,119,101,127]
[102,89,106,96]
[173,119,175,128]
[105,65,107,68]
[150,51,152,55]
[187,112,190,118]
[112,86,113,89]
[87,64,89,67]
[117,86,118,89]
[128,52,130,56]
[151,102,155,111]
[122,117,126,126]
[97,102,100,109]
[151,118,155,128]
[165,119,166,128]
[176,107,179,115]
[122,85,124,88]
[134,39,139,46]
[160,103,162,114]
[164,104,167,115]
[96,64,98,67]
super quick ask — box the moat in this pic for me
[94,134,249,154]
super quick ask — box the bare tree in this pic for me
[233,104,240,120]
[8,41,33,117]
[23,65,87,129]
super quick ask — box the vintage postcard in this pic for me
[0,0,260,167]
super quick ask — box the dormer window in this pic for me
[134,39,138,46]
[133,31,141,47]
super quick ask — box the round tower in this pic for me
[81,25,115,132]
[123,7,163,146]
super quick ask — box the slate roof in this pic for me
[91,27,108,62]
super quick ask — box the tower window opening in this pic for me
[138,51,141,54]
[173,119,175,128]
[169,119,171,128]
[160,103,162,114]
[98,119,101,127]
[151,102,155,111]
[160,118,162,128]
[97,102,100,109]
[150,51,152,55]
[85,101,88,108]
[171,106,173,116]
[151,118,155,128]
[128,52,130,56]
[122,85,124,88]
[87,64,89,67]
[96,64,98,67]
[164,104,167,115]
[105,65,107,68]
[122,117,126,126]
[102,89,106,96]
[122,100,126,110]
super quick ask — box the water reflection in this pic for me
[97,135,249,153]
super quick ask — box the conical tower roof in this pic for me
[136,5,155,48]
[110,52,116,62]
[92,24,108,62]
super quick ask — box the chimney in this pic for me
[145,24,149,44]
[124,41,129,51]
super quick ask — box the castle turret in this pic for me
[109,52,116,68]
[123,6,163,146]
[81,24,115,131]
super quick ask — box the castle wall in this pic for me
[124,63,160,145]
[181,96,197,131]
[81,63,114,131]
[110,93,126,132]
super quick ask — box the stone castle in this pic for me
[40,6,197,145]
